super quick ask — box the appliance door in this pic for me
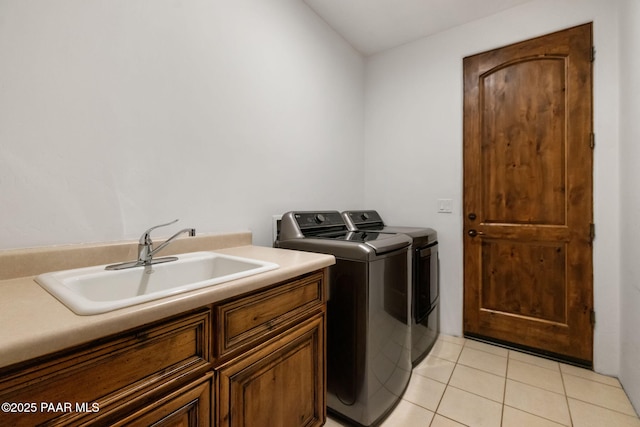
[415,242,439,323]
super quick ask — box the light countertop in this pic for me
[0,236,334,369]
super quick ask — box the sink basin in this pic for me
[35,251,279,315]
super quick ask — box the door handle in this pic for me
[468,229,485,237]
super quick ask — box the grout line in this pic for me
[505,377,567,397]
[508,350,562,372]
[502,403,570,427]
[566,395,640,419]
[462,340,509,359]
[559,366,574,427]
[501,353,510,426]
[430,341,461,423]
[561,370,623,388]
[430,413,471,427]
[445,383,505,405]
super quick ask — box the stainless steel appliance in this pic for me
[276,211,412,427]
[342,210,439,365]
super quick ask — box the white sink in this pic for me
[35,252,279,315]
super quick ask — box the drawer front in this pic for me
[216,271,324,358]
[110,372,212,427]
[0,309,211,426]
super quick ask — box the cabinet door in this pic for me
[217,313,325,427]
[111,373,212,427]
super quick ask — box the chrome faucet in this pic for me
[105,219,196,270]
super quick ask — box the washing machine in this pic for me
[276,211,412,426]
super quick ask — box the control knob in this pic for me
[314,214,325,224]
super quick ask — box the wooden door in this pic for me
[463,24,594,365]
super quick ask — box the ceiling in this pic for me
[303,0,535,55]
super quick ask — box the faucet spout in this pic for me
[147,228,196,259]
[139,219,179,246]
[105,220,196,270]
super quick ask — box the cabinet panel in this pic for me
[0,309,211,427]
[217,313,325,427]
[111,372,212,427]
[215,272,324,358]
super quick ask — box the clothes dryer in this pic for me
[343,210,439,365]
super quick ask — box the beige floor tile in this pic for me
[449,364,505,403]
[509,350,560,371]
[402,373,447,412]
[379,400,433,426]
[507,359,564,394]
[438,334,466,346]
[504,379,571,425]
[430,414,467,427]
[325,416,350,427]
[502,406,566,427]
[560,363,622,388]
[437,386,503,427]
[464,339,509,357]
[457,347,508,377]
[563,374,637,416]
[569,398,640,427]
[414,354,456,384]
[430,339,464,363]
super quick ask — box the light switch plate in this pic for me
[437,199,453,213]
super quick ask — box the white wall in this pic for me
[619,0,640,412]
[364,0,621,375]
[0,0,365,250]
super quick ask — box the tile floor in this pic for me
[326,334,640,427]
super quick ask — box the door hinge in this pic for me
[590,133,595,149]
[591,46,596,62]
[590,310,596,328]
[590,223,595,242]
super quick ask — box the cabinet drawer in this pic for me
[111,372,212,427]
[0,309,211,427]
[215,272,324,357]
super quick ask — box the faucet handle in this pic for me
[139,219,179,245]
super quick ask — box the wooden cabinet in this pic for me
[0,269,326,427]
[217,314,325,427]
